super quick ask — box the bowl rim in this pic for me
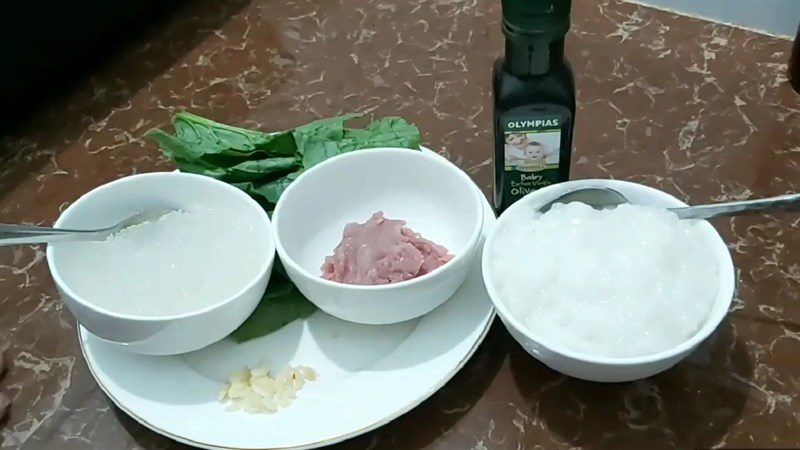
[482,178,736,366]
[46,171,275,322]
[272,147,485,291]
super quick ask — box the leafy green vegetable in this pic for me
[295,116,421,169]
[146,111,420,211]
[292,113,363,147]
[229,268,316,343]
[171,111,291,156]
[144,111,421,343]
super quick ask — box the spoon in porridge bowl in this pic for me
[539,186,800,219]
[0,208,175,246]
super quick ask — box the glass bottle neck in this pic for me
[504,37,565,76]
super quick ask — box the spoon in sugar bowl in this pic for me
[538,186,800,220]
[0,208,174,246]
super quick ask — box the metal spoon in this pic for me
[537,187,628,213]
[670,193,800,219]
[0,208,175,246]
[538,186,800,220]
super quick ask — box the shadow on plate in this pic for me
[331,319,509,450]
[305,311,420,372]
[180,319,306,384]
[509,318,752,449]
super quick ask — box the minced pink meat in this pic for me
[321,211,454,285]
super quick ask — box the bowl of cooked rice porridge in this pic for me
[47,172,275,356]
[482,179,735,382]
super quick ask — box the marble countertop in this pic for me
[1,0,798,448]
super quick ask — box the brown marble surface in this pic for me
[1,0,798,448]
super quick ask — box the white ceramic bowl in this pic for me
[482,179,735,382]
[47,172,274,355]
[272,148,484,325]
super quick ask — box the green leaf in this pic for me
[230,169,302,211]
[260,132,299,157]
[292,114,362,158]
[294,114,420,169]
[146,111,299,163]
[170,155,298,184]
[344,117,421,149]
[228,157,298,175]
[144,128,209,161]
[222,157,299,183]
[300,139,349,168]
[292,113,364,142]
[172,111,273,154]
[230,272,317,343]
[172,159,228,179]
[248,170,303,204]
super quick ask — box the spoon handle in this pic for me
[0,224,105,246]
[670,193,800,220]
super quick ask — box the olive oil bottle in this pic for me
[493,0,575,212]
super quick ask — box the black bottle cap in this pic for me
[501,0,571,39]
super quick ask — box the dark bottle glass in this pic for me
[493,0,576,213]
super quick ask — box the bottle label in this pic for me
[500,110,566,202]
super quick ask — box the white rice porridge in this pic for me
[55,206,267,317]
[489,201,719,358]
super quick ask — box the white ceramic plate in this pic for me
[78,153,496,449]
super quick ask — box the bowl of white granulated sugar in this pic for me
[482,179,735,382]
